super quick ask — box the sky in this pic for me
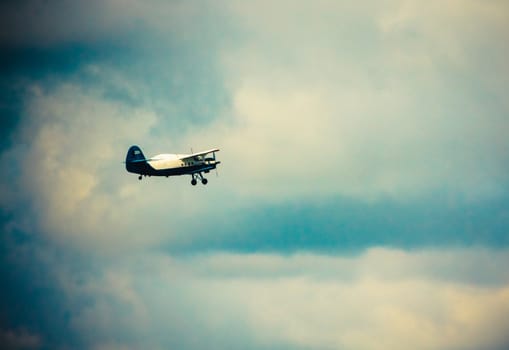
[1,0,509,349]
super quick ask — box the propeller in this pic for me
[204,152,219,176]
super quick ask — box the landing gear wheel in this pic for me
[138,175,142,180]
[191,179,197,186]
[201,178,208,185]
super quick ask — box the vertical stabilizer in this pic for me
[125,145,152,174]
[126,145,146,163]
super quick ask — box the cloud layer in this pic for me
[211,0,509,199]
[1,1,509,349]
[27,248,509,350]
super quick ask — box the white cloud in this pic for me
[1,80,190,250]
[185,248,509,286]
[48,248,509,350]
[195,0,509,200]
[0,73,240,251]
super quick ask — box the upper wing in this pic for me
[179,148,220,161]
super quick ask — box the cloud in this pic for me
[0,328,42,350]
[4,71,508,255]
[0,70,234,252]
[229,277,509,350]
[1,0,508,252]
[0,0,232,48]
[1,2,509,349]
[191,0,509,200]
[2,0,508,209]
[43,247,509,350]
[184,247,509,286]
[1,80,159,249]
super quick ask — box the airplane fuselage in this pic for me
[127,154,218,176]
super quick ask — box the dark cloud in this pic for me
[0,328,41,350]
[0,0,229,149]
[0,220,79,349]
[0,0,143,48]
[168,193,509,255]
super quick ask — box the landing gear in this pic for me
[191,173,208,186]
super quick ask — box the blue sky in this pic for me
[1,1,509,349]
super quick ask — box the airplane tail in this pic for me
[125,145,152,174]
[126,145,146,163]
